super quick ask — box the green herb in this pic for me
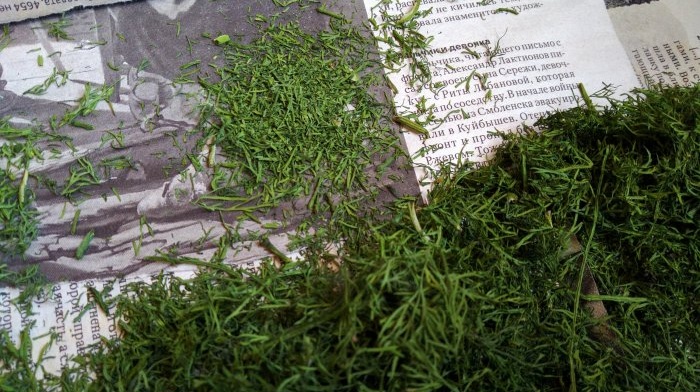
[259,237,292,263]
[456,69,477,92]
[396,0,422,25]
[111,187,121,202]
[179,59,201,70]
[76,39,107,49]
[61,157,102,199]
[476,71,489,89]
[196,21,401,215]
[317,4,346,20]
[37,54,43,67]
[484,88,493,101]
[272,0,308,6]
[70,209,81,235]
[59,83,114,128]
[100,130,126,149]
[0,120,40,258]
[0,264,47,313]
[22,68,70,96]
[370,0,434,87]
[0,25,11,52]
[136,58,150,74]
[462,47,481,60]
[485,30,507,63]
[75,230,95,259]
[98,156,135,177]
[87,285,112,316]
[69,120,94,130]
[0,321,50,391]
[495,7,519,15]
[213,34,230,45]
[393,115,429,136]
[43,84,700,392]
[2,3,698,391]
[43,14,73,41]
[170,19,181,37]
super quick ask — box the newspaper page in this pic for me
[0,0,138,24]
[365,0,640,197]
[0,0,697,379]
[606,0,700,86]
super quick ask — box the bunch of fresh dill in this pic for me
[20,83,694,392]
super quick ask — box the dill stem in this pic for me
[578,83,594,111]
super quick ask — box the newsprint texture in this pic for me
[1,0,699,376]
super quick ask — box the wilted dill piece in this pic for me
[195,20,401,215]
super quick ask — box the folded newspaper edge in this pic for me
[0,0,138,24]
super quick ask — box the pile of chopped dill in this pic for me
[195,20,403,218]
[3,84,696,391]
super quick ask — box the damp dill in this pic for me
[21,83,695,392]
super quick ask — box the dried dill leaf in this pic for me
[0,120,41,259]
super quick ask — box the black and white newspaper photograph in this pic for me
[1,1,698,390]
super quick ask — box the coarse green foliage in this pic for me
[43,14,73,41]
[35,84,698,391]
[196,21,401,215]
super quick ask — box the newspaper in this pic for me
[1,0,699,378]
[0,0,137,24]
